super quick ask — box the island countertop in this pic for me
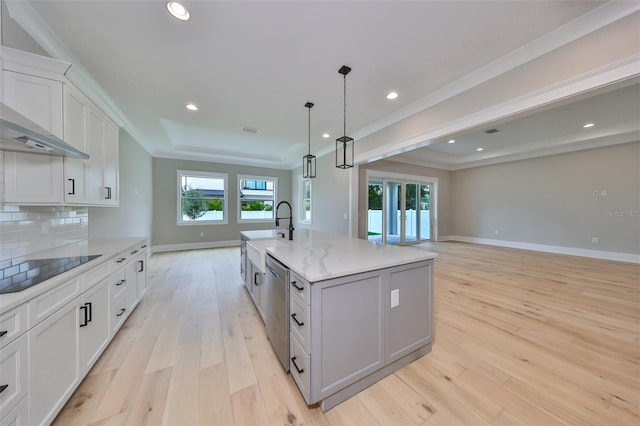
[242,229,436,283]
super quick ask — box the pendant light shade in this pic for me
[336,65,354,169]
[302,102,316,179]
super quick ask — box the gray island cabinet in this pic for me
[242,229,436,412]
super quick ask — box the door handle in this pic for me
[68,178,75,195]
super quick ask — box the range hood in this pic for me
[0,102,89,159]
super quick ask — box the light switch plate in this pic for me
[391,289,399,308]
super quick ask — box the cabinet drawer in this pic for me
[83,261,109,291]
[290,273,310,305]
[110,292,127,335]
[110,269,127,301]
[0,305,27,350]
[289,333,311,404]
[0,394,27,426]
[110,252,129,272]
[0,335,27,420]
[28,278,81,328]
[289,295,310,354]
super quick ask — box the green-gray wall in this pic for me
[153,158,292,247]
[450,142,640,255]
[89,130,153,239]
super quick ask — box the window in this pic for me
[300,177,312,224]
[238,175,277,222]
[177,170,227,225]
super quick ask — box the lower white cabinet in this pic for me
[79,279,110,375]
[28,300,80,426]
[0,238,149,425]
[0,335,28,421]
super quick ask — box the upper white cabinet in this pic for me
[2,70,65,204]
[1,47,120,206]
[63,83,120,206]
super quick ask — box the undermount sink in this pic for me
[246,238,289,273]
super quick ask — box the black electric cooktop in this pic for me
[0,255,102,294]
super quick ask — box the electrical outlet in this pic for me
[494,229,499,236]
[40,222,49,235]
[592,191,599,197]
[344,213,348,220]
[592,237,599,244]
[600,190,607,196]
[200,232,204,237]
[391,289,399,308]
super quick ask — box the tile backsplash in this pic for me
[0,205,89,262]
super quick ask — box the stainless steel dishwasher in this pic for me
[264,254,290,371]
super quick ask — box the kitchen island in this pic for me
[241,229,436,411]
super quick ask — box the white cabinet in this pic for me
[1,47,119,207]
[2,70,65,205]
[79,278,110,375]
[63,83,120,206]
[28,300,80,426]
[0,335,28,422]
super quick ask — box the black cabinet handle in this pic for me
[68,178,75,195]
[105,186,112,200]
[254,272,259,286]
[116,279,126,286]
[0,384,8,394]
[141,244,147,249]
[79,305,88,327]
[291,356,304,374]
[291,281,303,291]
[116,308,126,317]
[116,257,126,263]
[0,330,7,338]
[130,249,138,255]
[138,260,144,273]
[291,313,304,327]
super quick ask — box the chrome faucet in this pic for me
[275,201,294,240]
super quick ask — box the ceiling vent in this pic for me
[485,128,499,134]
[241,126,259,134]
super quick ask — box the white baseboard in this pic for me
[447,235,640,264]
[152,240,239,253]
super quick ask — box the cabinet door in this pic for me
[136,253,148,300]
[125,257,139,312]
[310,272,385,400]
[2,71,64,204]
[63,84,89,204]
[29,299,80,426]
[0,335,27,421]
[80,278,110,375]
[87,108,105,204]
[102,120,119,206]
[387,262,433,362]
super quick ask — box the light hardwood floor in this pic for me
[53,242,640,425]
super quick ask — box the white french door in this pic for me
[368,177,433,245]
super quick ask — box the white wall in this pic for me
[450,142,640,256]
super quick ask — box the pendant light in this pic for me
[303,102,316,178]
[336,65,354,169]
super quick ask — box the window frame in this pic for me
[299,176,312,225]
[237,174,278,224]
[177,170,228,226]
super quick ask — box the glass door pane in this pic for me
[367,181,383,242]
[405,183,418,243]
[385,181,402,244]
[420,184,431,241]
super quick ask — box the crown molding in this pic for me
[354,0,640,143]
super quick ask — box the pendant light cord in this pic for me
[308,105,311,155]
[343,74,347,136]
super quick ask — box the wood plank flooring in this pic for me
[53,242,640,425]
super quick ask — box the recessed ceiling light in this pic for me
[476,147,484,152]
[583,123,595,128]
[448,139,455,144]
[185,103,198,111]
[322,133,330,138]
[386,91,399,100]
[167,1,190,21]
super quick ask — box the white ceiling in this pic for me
[4,0,637,170]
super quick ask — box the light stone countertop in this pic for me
[246,229,437,283]
[240,229,281,240]
[0,237,148,313]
